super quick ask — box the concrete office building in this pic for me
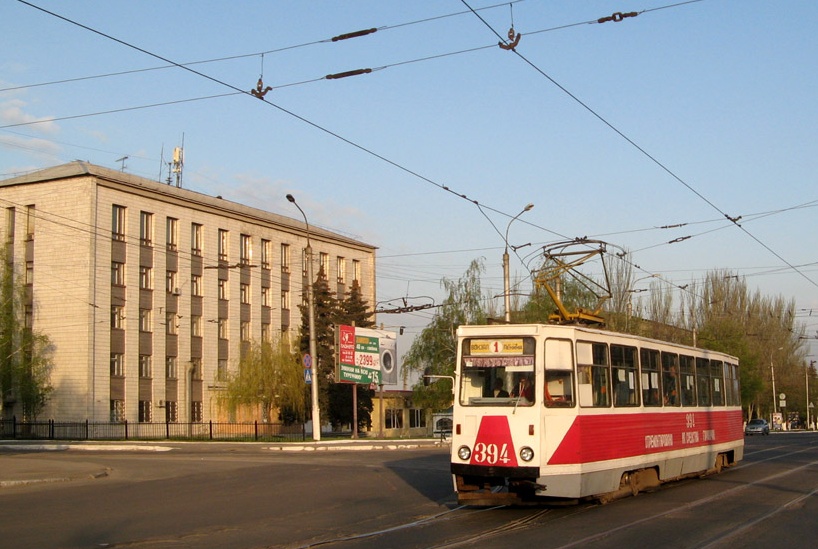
[0,162,376,423]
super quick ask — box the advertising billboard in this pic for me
[336,326,399,385]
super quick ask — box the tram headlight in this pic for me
[457,445,471,461]
[519,446,535,462]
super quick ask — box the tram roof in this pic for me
[456,323,739,362]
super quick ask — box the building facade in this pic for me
[0,162,376,423]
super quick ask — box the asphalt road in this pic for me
[1,434,816,548]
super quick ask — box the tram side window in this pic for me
[661,352,681,406]
[611,344,639,407]
[544,338,575,408]
[679,355,696,406]
[710,360,724,406]
[640,348,662,407]
[577,341,610,407]
[727,362,740,406]
[696,358,712,406]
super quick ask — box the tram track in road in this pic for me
[290,439,818,549]
[552,442,818,549]
[290,503,560,549]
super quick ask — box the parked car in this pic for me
[745,418,770,435]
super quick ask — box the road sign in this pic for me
[303,353,312,369]
[305,369,312,384]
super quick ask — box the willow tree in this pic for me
[0,253,53,421]
[219,336,305,423]
[405,259,487,411]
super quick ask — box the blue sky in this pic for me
[2,0,817,360]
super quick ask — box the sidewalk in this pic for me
[0,438,449,487]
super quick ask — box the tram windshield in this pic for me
[459,336,536,406]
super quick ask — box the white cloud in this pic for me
[0,99,60,135]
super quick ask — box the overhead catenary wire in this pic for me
[13,1,816,316]
[460,0,818,293]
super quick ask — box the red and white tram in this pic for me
[450,323,744,505]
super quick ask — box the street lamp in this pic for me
[286,194,320,442]
[503,203,533,323]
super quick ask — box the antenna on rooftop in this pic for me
[115,156,128,171]
[166,133,184,188]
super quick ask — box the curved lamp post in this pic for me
[503,203,534,323]
[286,194,320,441]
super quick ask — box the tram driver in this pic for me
[511,375,535,403]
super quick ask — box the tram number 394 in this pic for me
[473,443,512,465]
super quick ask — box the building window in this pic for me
[110,399,125,423]
[191,315,202,337]
[140,266,153,290]
[191,357,202,380]
[166,218,178,252]
[112,262,125,286]
[262,322,271,342]
[139,355,152,378]
[218,229,229,261]
[165,312,178,335]
[410,409,426,429]
[240,234,252,265]
[337,256,345,284]
[217,359,228,382]
[191,274,202,297]
[281,288,290,312]
[138,400,152,423]
[241,321,251,342]
[166,356,177,379]
[353,259,360,283]
[25,260,33,285]
[112,205,126,241]
[218,318,228,340]
[281,243,290,273]
[319,253,329,277]
[140,211,153,247]
[261,286,270,307]
[385,408,403,429]
[25,205,35,240]
[165,401,178,423]
[6,206,15,244]
[191,401,203,423]
[111,305,125,330]
[240,283,250,304]
[110,353,124,377]
[191,223,203,256]
[262,239,272,269]
[139,308,152,332]
[218,278,228,300]
[166,270,178,294]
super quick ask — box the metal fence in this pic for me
[0,417,307,442]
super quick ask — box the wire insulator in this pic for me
[598,11,638,24]
[325,68,373,80]
[331,28,378,42]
